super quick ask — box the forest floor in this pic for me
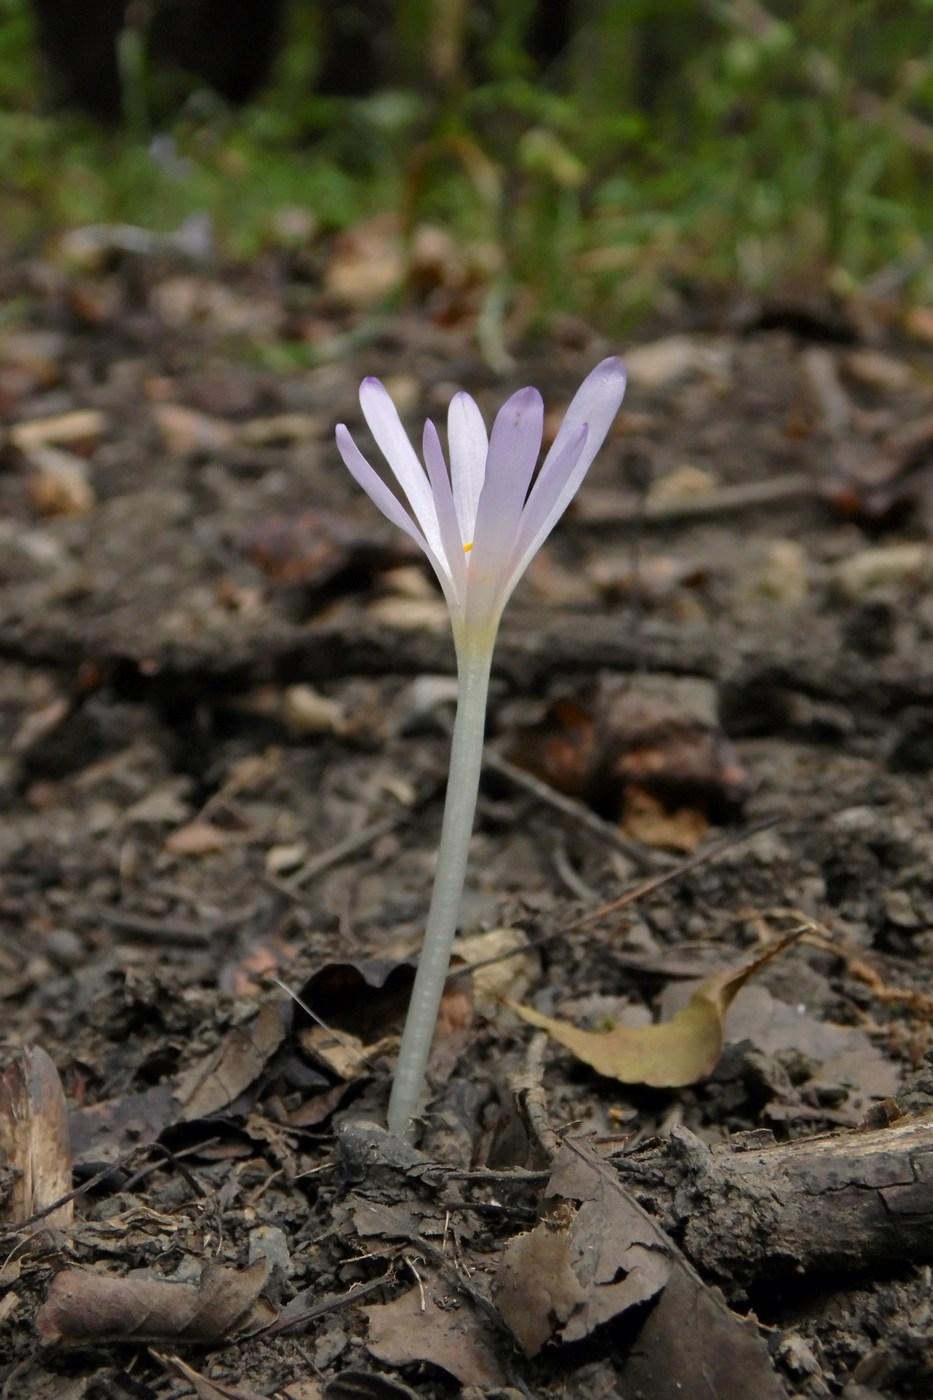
[2,229,933,1400]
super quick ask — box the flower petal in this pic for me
[447,391,487,545]
[467,385,543,584]
[422,420,467,602]
[336,424,457,610]
[508,356,626,581]
[359,378,442,556]
[502,422,588,596]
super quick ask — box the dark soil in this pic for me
[2,247,933,1400]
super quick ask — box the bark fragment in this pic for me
[615,1114,933,1295]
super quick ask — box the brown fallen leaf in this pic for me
[619,1252,784,1400]
[68,1081,177,1166]
[494,1203,588,1355]
[324,1371,421,1400]
[296,960,415,1044]
[366,1275,506,1387]
[496,1163,670,1356]
[174,1000,289,1120]
[69,1001,291,1165]
[0,1046,73,1229]
[549,1143,786,1400]
[324,214,404,309]
[510,933,801,1088]
[36,1259,274,1346]
[236,413,320,447]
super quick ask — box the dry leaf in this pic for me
[510,933,801,1088]
[547,1143,785,1399]
[495,1206,587,1355]
[496,1147,671,1356]
[69,1081,177,1166]
[237,413,320,446]
[243,510,410,590]
[453,926,537,1009]
[0,1046,73,1229]
[36,1260,274,1346]
[174,1001,289,1120]
[619,1256,785,1400]
[621,786,709,852]
[164,820,235,857]
[298,1025,378,1081]
[366,1276,506,1387]
[509,684,750,828]
[324,216,404,309]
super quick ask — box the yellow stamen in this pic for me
[463,542,473,553]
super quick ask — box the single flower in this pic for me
[336,356,627,654]
[336,358,627,1138]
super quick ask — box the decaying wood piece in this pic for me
[614,1113,933,1296]
[3,607,933,720]
[0,1046,73,1231]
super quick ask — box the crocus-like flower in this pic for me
[337,357,626,655]
[336,357,626,1137]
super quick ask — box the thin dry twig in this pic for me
[510,1032,562,1165]
[485,747,658,872]
[576,472,814,526]
[270,815,402,897]
[449,815,784,987]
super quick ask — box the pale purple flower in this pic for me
[335,356,627,1137]
[336,357,627,649]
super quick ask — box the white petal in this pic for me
[359,378,442,556]
[422,420,467,601]
[502,423,588,596]
[531,356,627,525]
[336,425,457,610]
[465,386,543,629]
[507,357,626,583]
[447,391,487,544]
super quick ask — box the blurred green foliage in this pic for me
[1,0,932,332]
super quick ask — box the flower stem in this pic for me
[387,639,494,1139]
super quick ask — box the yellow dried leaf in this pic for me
[509,933,801,1088]
[622,787,708,852]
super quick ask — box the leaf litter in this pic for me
[509,930,805,1088]
[2,241,933,1399]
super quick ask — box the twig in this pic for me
[511,1032,562,1164]
[270,815,402,898]
[447,814,784,985]
[484,747,658,872]
[90,908,214,946]
[575,472,814,527]
[260,1272,394,1337]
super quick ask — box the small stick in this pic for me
[511,1032,561,1164]
[91,908,213,947]
[273,815,401,896]
[575,472,814,526]
[485,747,657,872]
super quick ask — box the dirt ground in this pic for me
[2,240,933,1400]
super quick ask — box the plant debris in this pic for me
[509,933,803,1088]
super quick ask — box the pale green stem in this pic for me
[387,635,495,1139]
